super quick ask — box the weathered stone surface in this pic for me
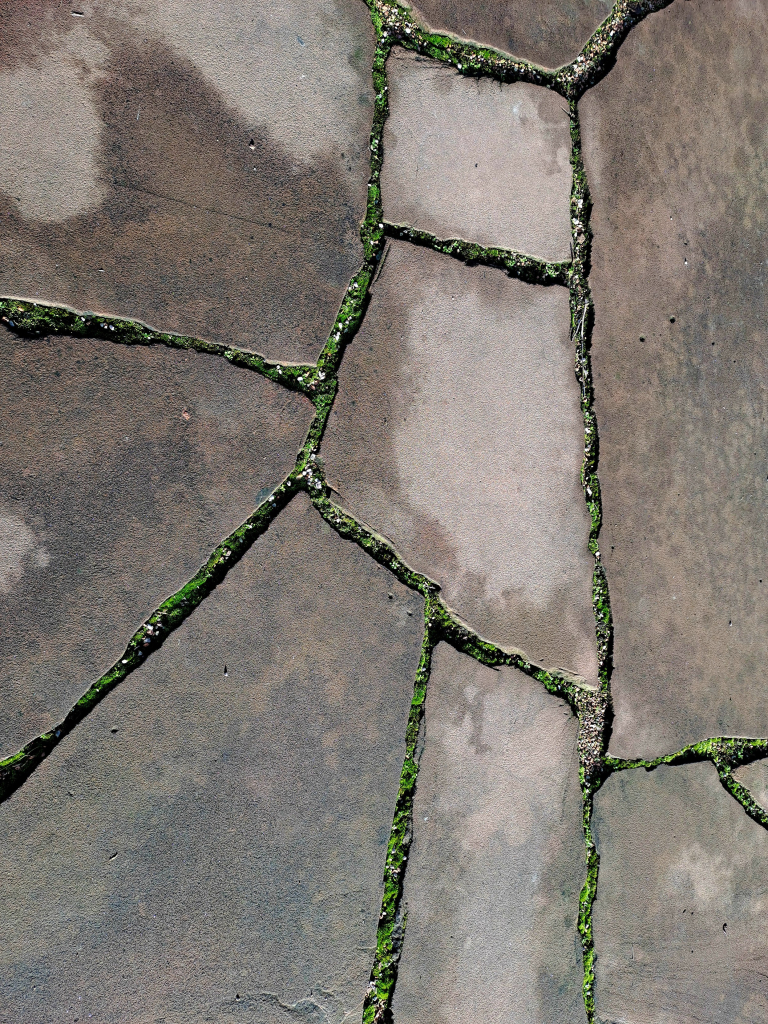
[409,0,611,68]
[381,49,572,260]
[323,241,597,682]
[0,494,424,1022]
[733,760,768,816]
[593,762,768,1023]
[393,644,585,1024]
[0,329,312,754]
[0,0,375,362]
[581,0,768,757]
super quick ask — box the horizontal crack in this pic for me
[0,296,319,398]
[383,222,571,285]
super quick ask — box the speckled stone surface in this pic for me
[0,494,424,1022]
[0,0,375,361]
[582,0,768,757]
[381,49,572,260]
[323,241,597,683]
[593,762,768,1023]
[393,644,586,1024]
[0,328,312,754]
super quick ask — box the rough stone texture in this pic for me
[323,242,597,682]
[0,0,375,362]
[381,49,572,260]
[593,762,768,1023]
[581,0,768,757]
[0,328,312,755]
[393,644,585,1024]
[733,760,768,816]
[409,0,611,68]
[0,494,424,1023]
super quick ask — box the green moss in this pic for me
[0,474,300,804]
[363,604,436,1024]
[384,223,570,285]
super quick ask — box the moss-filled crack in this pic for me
[383,222,570,286]
[0,296,323,398]
[366,0,674,101]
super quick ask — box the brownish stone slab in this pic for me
[0,0,375,362]
[580,0,768,758]
[0,329,312,755]
[381,49,572,260]
[0,494,424,1022]
[408,0,611,68]
[593,762,768,1023]
[393,644,586,1024]
[322,241,597,683]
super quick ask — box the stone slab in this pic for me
[593,761,768,1023]
[733,760,768,817]
[393,643,586,1024]
[581,0,768,757]
[409,0,611,69]
[323,241,597,683]
[0,493,424,1022]
[0,0,375,362]
[0,328,312,754]
[381,49,572,260]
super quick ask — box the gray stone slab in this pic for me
[593,762,768,1023]
[580,0,768,758]
[733,760,768,816]
[409,0,611,68]
[393,643,586,1024]
[0,329,312,755]
[323,241,597,683]
[0,493,424,1022]
[0,0,375,362]
[381,49,572,260]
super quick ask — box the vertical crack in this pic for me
[362,599,436,1024]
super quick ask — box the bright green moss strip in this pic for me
[363,605,435,1024]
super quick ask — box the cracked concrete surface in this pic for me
[323,240,597,684]
[0,0,766,1021]
[392,644,585,1024]
[381,48,572,258]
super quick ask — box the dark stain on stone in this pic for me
[0,30,370,362]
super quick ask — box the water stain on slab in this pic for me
[323,242,597,682]
[593,762,768,1023]
[0,328,312,755]
[393,644,586,1024]
[580,0,768,758]
[0,0,375,362]
[381,49,572,260]
[0,494,424,1022]
[408,0,611,69]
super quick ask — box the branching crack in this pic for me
[1,1,749,1022]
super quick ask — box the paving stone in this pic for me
[393,643,586,1024]
[381,49,572,260]
[580,0,768,757]
[0,494,424,1023]
[323,241,597,683]
[409,0,611,69]
[0,0,375,362]
[733,760,768,816]
[0,329,312,755]
[593,762,768,1023]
